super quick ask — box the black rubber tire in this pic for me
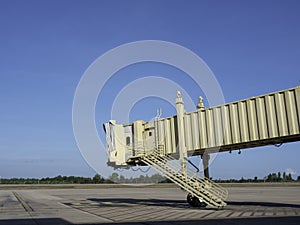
[187,193,207,208]
[187,193,196,207]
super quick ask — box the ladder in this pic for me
[141,150,228,208]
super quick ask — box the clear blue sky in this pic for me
[0,0,299,179]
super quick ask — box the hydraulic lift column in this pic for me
[197,96,210,179]
[176,91,187,177]
[202,153,210,179]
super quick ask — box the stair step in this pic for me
[142,154,227,207]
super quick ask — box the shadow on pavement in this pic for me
[88,197,300,209]
[227,201,300,208]
[0,217,300,225]
[87,198,189,208]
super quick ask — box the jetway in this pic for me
[155,86,300,156]
[103,86,300,207]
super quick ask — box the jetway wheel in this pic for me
[187,193,207,208]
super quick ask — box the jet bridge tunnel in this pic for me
[103,86,300,208]
[104,86,300,173]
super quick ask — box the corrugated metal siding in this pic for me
[206,108,215,148]
[190,87,294,150]
[247,99,259,141]
[238,101,250,142]
[139,86,300,155]
[221,105,231,146]
[213,107,223,147]
[275,92,289,136]
[164,118,172,154]
[285,90,299,135]
[184,114,193,151]
[296,88,300,129]
[198,110,208,149]
[265,94,278,138]
[229,103,240,144]
[191,112,200,150]
[170,117,178,154]
[157,120,165,150]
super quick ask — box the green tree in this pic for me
[277,172,281,181]
[119,175,125,183]
[109,173,119,183]
[283,172,286,181]
[93,174,102,183]
[287,173,293,181]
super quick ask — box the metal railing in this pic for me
[141,150,227,207]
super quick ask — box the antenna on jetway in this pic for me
[155,108,162,120]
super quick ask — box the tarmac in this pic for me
[0,184,299,225]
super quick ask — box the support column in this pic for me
[176,91,187,176]
[202,153,210,179]
[197,96,210,179]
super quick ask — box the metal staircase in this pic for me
[141,150,228,208]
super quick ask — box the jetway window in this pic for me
[149,132,152,137]
[126,137,131,146]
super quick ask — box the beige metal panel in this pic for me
[295,87,300,129]
[133,120,144,141]
[144,122,152,130]
[110,124,127,165]
[265,94,279,138]
[170,116,178,154]
[238,101,250,142]
[133,120,144,153]
[274,92,288,136]
[184,114,193,151]
[198,110,208,149]
[285,90,299,135]
[190,112,200,150]
[229,103,240,144]
[221,105,232,145]
[164,118,172,154]
[206,108,215,148]
[256,97,268,140]
[246,99,259,141]
[132,120,144,148]
[157,120,166,151]
[143,127,155,153]
[213,107,223,146]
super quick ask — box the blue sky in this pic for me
[0,0,300,179]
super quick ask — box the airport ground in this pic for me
[0,183,299,225]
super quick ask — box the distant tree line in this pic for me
[0,174,111,184]
[108,173,171,184]
[0,172,299,184]
[214,171,298,183]
[0,173,170,185]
